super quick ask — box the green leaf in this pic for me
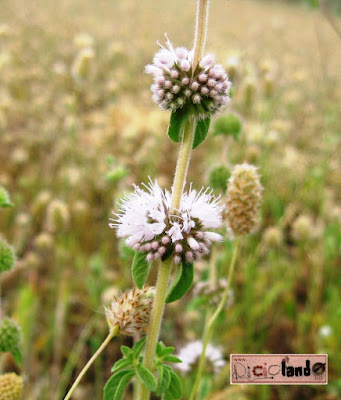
[136,364,157,392]
[163,355,182,363]
[164,369,183,399]
[156,342,175,357]
[111,358,132,373]
[132,252,150,289]
[132,336,146,358]
[166,261,194,303]
[192,117,210,149]
[114,371,135,400]
[0,186,13,208]
[103,369,135,400]
[156,365,171,396]
[120,345,133,359]
[167,108,189,143]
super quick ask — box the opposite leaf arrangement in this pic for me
[63,1,263,400]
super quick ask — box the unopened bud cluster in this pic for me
[145,35,231,118]
[225,164,262,236]
[0,238,16,273]
[0,317,22,355]
[105,286,155,336]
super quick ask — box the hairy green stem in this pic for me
[63,325,119,400]
[189,239,240,400]
[140,2,210,398]
[140,122,195,400]
[171,119,196,211]
[140,258,173,399]
[193,0,210,70]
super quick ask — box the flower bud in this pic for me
[105,286,155,336]
[0,318,22,362]
[0,238,16,272]
[213,113,242,139]
[226,164,263,236]
[208,165,230,192]
[0,373,23,400]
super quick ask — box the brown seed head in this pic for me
[0,373,23,400]
[105,286,155,336]
[225,163,262,236]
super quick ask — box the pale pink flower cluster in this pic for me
[176,341,226,374]
[110,180,224,264]
[145,35,231,118]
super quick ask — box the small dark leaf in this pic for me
[132,252,150,289]
[167,108,189,143]
[166,261,194,303]
[192,117,210,149]
[136,364,157,392]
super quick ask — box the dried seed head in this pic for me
[225,164,263,236]
[71,47,95,84]
[46,199,70,233]
[34,232,54,252]
[105,286,155,336]
[0,373,23,400]
[292,215,314,242]
[31,190,52,219]
[262,226,283,248]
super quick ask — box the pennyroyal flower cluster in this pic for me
[110,180,224,264]
[145,35,231,118]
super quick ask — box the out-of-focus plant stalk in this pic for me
[63,325,119,400]
[189,239,240,400]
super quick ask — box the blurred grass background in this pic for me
[0,0,340,399]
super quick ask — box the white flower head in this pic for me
[145,34,231,119]
[110,179,224,264]
[175,341,226,374]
